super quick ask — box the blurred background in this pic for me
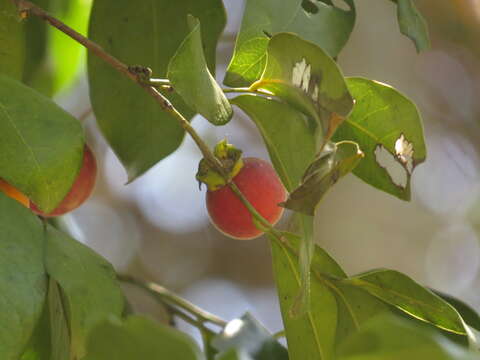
[47,0,480,344]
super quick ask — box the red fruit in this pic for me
[206,157,286,240]
[30,145,97,217]
[0,179,29,207]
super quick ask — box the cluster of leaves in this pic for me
[1,0,479,359]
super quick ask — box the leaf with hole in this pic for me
[251,33,354,144]
[168,16,232,126]
[282,141,364,216]
[333,77,426,200]
[0,193,47,360]
[45,225,125,358]
[0,75,84,212]
[84,316,204,360]
[88,0,226,181]
[224,0,355,87]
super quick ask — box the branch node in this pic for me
[128,65,153,85]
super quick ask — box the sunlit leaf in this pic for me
[344,269,466,335]
[225,0,355,87]
[88,0,226,180]
[168,16,232,125]
[333,77,426,201]
[434,291,480,332]
[49,0,92,93]
[251,33,354,144]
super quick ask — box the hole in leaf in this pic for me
[395,134,414,173]
[302,0,319,14]
[374,145,409,188]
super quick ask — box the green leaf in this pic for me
[251,33,354,143]
[84,315,204,359]
[88,0,226,181]
[434,291,480,332]
[216,348,254,360]
[282,141,364,216]
[168,16,232,125]
[21,292,51,360]
[276,233,390,348]
[0,75,84,212]
[225,0,355,87]
[344,269,466,335]
[48,279,70,360]
[22,0,50,92]
[0,193,47,360]
[231,95,317,318]
[45,225,125,358]
[269,232,339,360]
[231,95,316,192]
[337,314,477,360]
[333,77,426,201]
[212,313,288,360]
[0,0,24,79]
[393,0,430,53]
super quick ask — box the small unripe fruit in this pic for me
[206,157,286,240]
[0,179,29,207]
[30,145,97,217]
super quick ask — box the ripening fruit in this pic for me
[30,145,97,217]
[206,157,287,240]
[0,179,29,207]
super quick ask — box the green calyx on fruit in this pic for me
[196,139,244,191]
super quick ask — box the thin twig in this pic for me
[118,274,227,328]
